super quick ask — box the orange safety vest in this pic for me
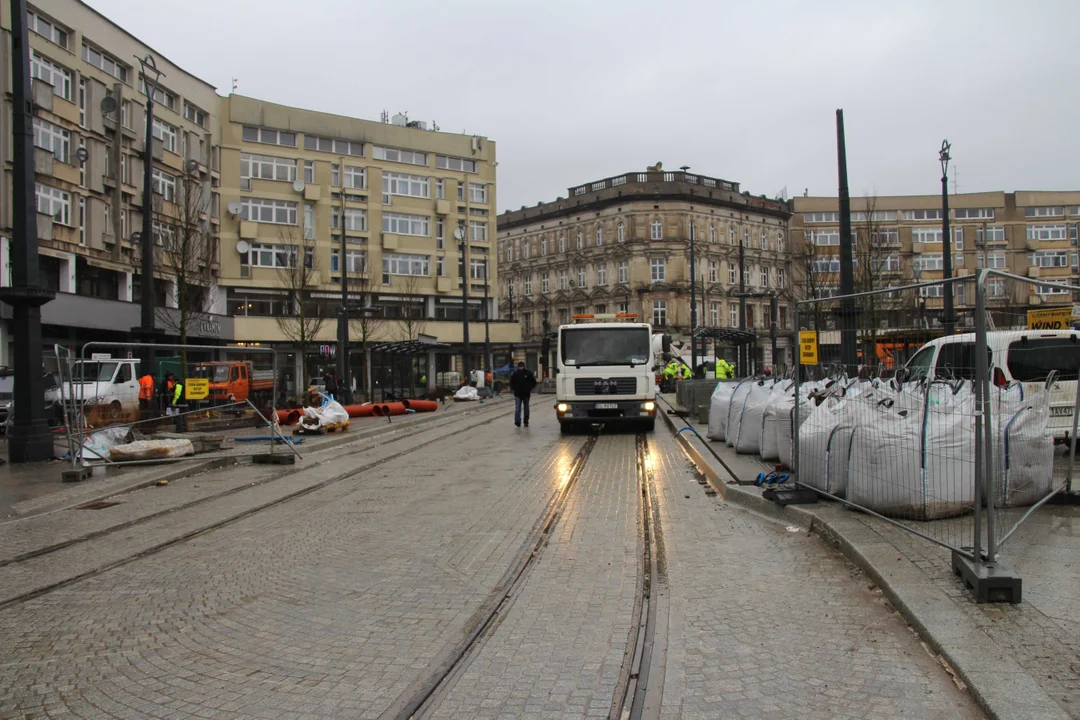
[138,375,154,401]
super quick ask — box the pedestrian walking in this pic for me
[323,369,338,402]
[509,361,537,427]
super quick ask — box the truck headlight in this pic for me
[643,401,656,412]
[556,403,569,413]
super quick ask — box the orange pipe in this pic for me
[274,409,301,426]
[402,399,438,412]
[373,402,407,416]
[342,403,375,417]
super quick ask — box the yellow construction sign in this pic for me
[799,330,819,365]
[185,378,210,400]
[1026,307,1076,330]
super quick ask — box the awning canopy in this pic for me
[694,327,757,346]
[370,339,450,355]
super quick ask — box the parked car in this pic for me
[903,329,1080,440]
[0,371,66,433]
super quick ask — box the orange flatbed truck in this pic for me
[192,361,274,405]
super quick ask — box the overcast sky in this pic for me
[86,0,1080,213]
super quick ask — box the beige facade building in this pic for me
[218,95,514,391]
[497,168,793,372]
[0,0,221,365]
[789,191,1080,335]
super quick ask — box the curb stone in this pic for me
[659,406,1070,720]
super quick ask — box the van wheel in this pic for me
[108,402,123,424]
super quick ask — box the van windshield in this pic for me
[1007,338,1080,382]
[71,361,118,382]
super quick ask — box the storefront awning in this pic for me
[695,328,757,346]
[370,339,450,355]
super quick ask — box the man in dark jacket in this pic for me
[323,369,338,402]
[508,361,537,427]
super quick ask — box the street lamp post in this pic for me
[939,140,955,336]
[336,168,351,403]
[135,54,164,351]
[508,277,514,322]
[738,219,746,375]
[457,222,471,385]
[1,0,55,462]
[689,218,698,378]
[836,109,859,378]
[483,264,492,374]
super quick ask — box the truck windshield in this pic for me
[194,365,231,382]
[71,361,117,382]
[561,328,651,367]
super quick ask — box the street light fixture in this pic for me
[135,54,164,350]
[939,139,954,335]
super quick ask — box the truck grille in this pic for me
[574,377,637,396]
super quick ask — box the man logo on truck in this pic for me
[594,379,617,394]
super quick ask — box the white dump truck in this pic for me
[553,314,670,433]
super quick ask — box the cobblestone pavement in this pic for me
[427,433,641,719]
[646,428,983,720]
[0,404,575,719]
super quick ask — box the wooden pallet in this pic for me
[293,421,350,436]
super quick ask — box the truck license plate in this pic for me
[595,403,618,410]
[1051,406,1074,417]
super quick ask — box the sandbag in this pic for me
[734,380,775,455]
[725,379,757,448]
[706,381,738,441]
[992,385,1054,507]
[797,395,856,495]
[760,381,794,461]
[110,438,194,461]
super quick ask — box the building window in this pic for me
[239,243,304,268]
[1025,207,1065,218]
[954,208,995,220]
[383,171,426,198]
[523,242,531,260]
[331,164,340,187]
[78,196,85,246]
[524,275,532,294]
[28,10,69,48]
[344,166,365,190]
[30,51,71,101]
[618,222,625,242]
[331,249,367,274]
[708,260,718,283]
[183,102,208,128]
[152,168,176,202]
[744,268,751,286]
[152,118,177,154]
[241,153,297,183]
[871,228,900,245]
[728,226,736,245]
[302,203,315,240]
[761,230,768,250]
[558,309,569,325]
[760,266,769,287]
[650,258,666,282]
[138,78,176,110]
[813,257,842,274]
[987,278,1006,297]
[977,226,1006,243]
[558,234,566,253]
[777,268,786,288]
[82,43,128,82]
[382,212,430,236]
[597,264,607,286]
[469,258,488,281]
[708,224,716,243]
[373,146,427,166]
[577,266,586,287]
[912,228,943,244]
[901,208,942,221]
[469,183,487,203]
[241,126,297,147]
[558,270,569,290]
[469,221,488,242]
[1028,250,1069,268]
[1027,224,1067,241]
[541,274,549,293]
[977,252,1007,269]
[35,184,70,224]
[710,302,720,326]
[728,265,737,284]
[303,135,363,156]
[304,160,315,184]
[435,179,445,200]
[435,155,477,172]
[576,230,583,249]
[777,231,785,253]
[541,237,548,255]
[596,225,604,246]
[914,253,944,271]
[332,207,367,232]
[152,220,176,250]
[651,218,663,240]
[32,117,69,163]
[652,300,667,326]
[78,78,85,127]
[729,303,738,327]
[240,197,298,225]
[954,228,964,251]
[803,212,840,223]
[619,261,628,283]
[743,229,750,247]
[384,252,430,276]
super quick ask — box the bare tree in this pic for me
[275,226,326,387]
[394,271,428,342]
[138,171,217,368]
[852,194,897,365]
[347,255,385,397]
[793,229,829,332]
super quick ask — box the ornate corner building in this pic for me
[497,168,794,373]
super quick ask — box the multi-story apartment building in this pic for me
[497,167,793,373]
[0,0,223,365]
[789,191,1080,340]
[218,95,515,394]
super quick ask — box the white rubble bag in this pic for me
[302,400,350,428]
[110,438,194,461]
[706,381,738,441]
[733,380,775,455]
[776,380,826,469]
[759,380,794,461]
[797,394,858,496]
[725,379,756,447]
[991,385,1054,507]
[453,385,480,401]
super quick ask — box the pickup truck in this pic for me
[192,361,274,405]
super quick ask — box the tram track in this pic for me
[0,402,511,610]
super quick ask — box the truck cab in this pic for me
[554,316,660,433]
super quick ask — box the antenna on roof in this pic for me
[231,77,237,94]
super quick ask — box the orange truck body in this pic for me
[194,361,274,404]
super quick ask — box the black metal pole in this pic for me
[940,140,954,336]
[836,109,859,377]
[2,0,55,462]
[337,175,350,403]
[458,223,471,385]
[770,295,778,372]
[483,267,492,374]
[508,277,514,322]
[689,220,697,377]
[738,226,746,376]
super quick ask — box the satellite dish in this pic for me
[236,240,250,254]
[100,96,118,115]
[292,179,305,193]
[226,201,242,216]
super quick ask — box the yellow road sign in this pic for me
[799,330,819,365]
[185,378,210,400]
[1027,307,1075,330]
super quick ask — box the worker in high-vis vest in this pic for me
[680,363,692,380]
[715,357,735,380]
[138,374,155,417]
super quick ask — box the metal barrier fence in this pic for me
[788,270,1077,601]
[56,342,299,477]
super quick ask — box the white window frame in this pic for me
[803,212,839,223]
[240,153,297,183]
[777,268,786,288]
[344,166,366,190]
[303,160,315,184]
[32,117,69,163]
[576,230,583,249]
[138,78,176,111]
[558,270,569,290]
[469,183,487,203]
[650,257,666,282]
[35,183,70,225]
[541,275,550,293]
[708,260,718,283]
[541,237,548,255]
[651,218,663,240]
[240,197,298,225]
[619,261,628,284]
[558,234,566,253]
[761,230,768,250]
[810,229,840,246]
[469,220,488,242]
[652,300,667,326]
[708,224,716,243]
[152,168,176,202]
[30,51,71,101]
[729,265,737,284]
[1029,250,1069,268]
[331,249,367,274]
[710,302,720,326]
[618,222,625,242]
[597,264,607,286]
[954,208,995,220]
[82,43,129,82]
[383,171,427,198]
[384,252,430,277]
[596,225,604,246]
[577,266,586,287]
[304,135,363,156]
[912,228,944,244]
[977,226,1006,244]
[1025,207,1065,218]
[332,207,367,232]
[524,275,533,294]
[916,253,944,271]
[373,146,427,166]
[382,212,430,237]
[184,102,208,128]
[1026,224,1067,241]
[242,126,297,147]
[435,155,477,172]
[152,118,177,154]
[29,10,69,49]
[902,209,943,221]
[760,266,769,287]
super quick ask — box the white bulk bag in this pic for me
[706,381,738,441]
[760,380,794,461]
[797,395,851,494]
[734,380,775,455]
[993,386,1054,507]
[725,379,756,448]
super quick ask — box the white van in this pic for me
[904,330,1079,439]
